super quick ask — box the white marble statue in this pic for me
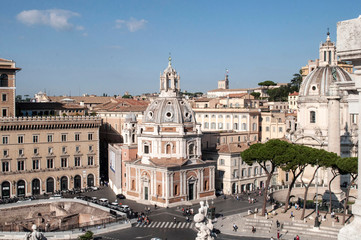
[24,224,46,240]
[194,201,214,240]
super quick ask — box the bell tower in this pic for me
[319,30,337,67]
[159,56,180,97]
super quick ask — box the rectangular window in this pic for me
[279,127,283,132]
[47,159,54,169]
[144,145,149,154]
[2,94,6,102]
[61,158,68,168]
[89,145,93,152]
[33,148,38,155]
[48,147,53,154]
[2,109,7,117]
[88,133,93,141]
[61,134,67,142]
[75,133,80,141]
[19,148,24,156]
[18,160,24,171]
[32,159,39,170]
[3,149,8,157]
[88,156,94,166]
[76,146,80,152]
[47,134,53,143]
[74,157,81,167]
[2,161,9,172]
[62,147,67,154]
[18,135,24,144]
[2,136,8,144]
[33,135,39,143]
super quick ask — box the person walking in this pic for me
[276,220,280,228]
[233,223,238,232]
[173,217,177,224]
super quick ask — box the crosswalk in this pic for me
[134,221,194,229]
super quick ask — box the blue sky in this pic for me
[2,0,361,97]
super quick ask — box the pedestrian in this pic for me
[186,216,189,222]
[290,211,294,218]
[296,235,300,240]
[271,237,274,240]
[174,217,177,223]
[277,229,280,239]
[233,223,238,232]
[252,226,256,234]
[154,204,157,209]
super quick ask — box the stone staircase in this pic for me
[243,218,273,235]
[280,221,341,240]
[241,218,341,240]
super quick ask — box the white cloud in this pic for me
[17,9,84,31]
[115,17,147,32]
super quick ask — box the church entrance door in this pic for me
[32,179,40,195]
[188,183,194,200]
[144,186,148,200]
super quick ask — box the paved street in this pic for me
[74,186,268,240]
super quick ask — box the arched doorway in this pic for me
[87,174,94,187]
[32,179,40,195]
[187,177,197,201]
[60,176,68,191]
[74,175,81,189]
[17,180,26,197]
[46,178,54,193]
[1,181,10,198]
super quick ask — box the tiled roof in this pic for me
[48,96,114,104]
[94,98,150,112]
[194,97,212,102]
[227,93,248,98]
[289,92,299,96]
[216,142,251,153]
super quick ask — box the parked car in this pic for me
[109,202,120,209]
[118,205,130,212]
[99,198,109,206]
[116,194,126,199]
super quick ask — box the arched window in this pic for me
[310,111,316,123]
[32,178,40,195]
[188,143,195,157]
[166,144,171,154]
[254,167,258,176]
[266,127,270,132]
[46,178,54,193]
[219,159,225,165]
[144,143,150,154]
[61,176,68,191]
[74,175,81,189]
[87,174,94,187]
[0,74,8,87]
[211,122,216,129]
[1,181,10,198]
[17,180,25,197]
[233,123,238,130]
[204,122,209,129]
[218,123,223,129]
[252,123,257,131]
[242,123,247,130]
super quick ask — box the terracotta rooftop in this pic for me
[216,142,251,153]
[227,93,248,98]
[94,98,149,112]
[47,96,114,104]
[194,97,212,102]
[289,92,299,96]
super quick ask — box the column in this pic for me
[337,16,361,240]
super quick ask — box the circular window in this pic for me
[148,111,153,119]
[312,86,316,91]
[180,101,184,105]
[166,112,173,118]
[185,112,189,117]
[155,101,158,105]
[167,101,172,105]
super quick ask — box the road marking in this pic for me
[148,222,155,227]
[160,222,166,228]
[185,222,190,228]
[164,222,170,228]
[178,222,185,228]
[135,222,141,227]
[172,223,177,228]
[155,222,161,227]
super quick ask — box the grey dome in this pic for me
[144,97,195,124]
[299,66,352,97]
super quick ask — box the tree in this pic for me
[323,155,342,213]
[299,149,339,220]
[258,81,277,88]
[78,231,93,240]
[241,139,292,216]
[290,69,303,92]
[279,144,312,212]
[122,94,132,99]
[250,92,261,99]
[336,157,358,225]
